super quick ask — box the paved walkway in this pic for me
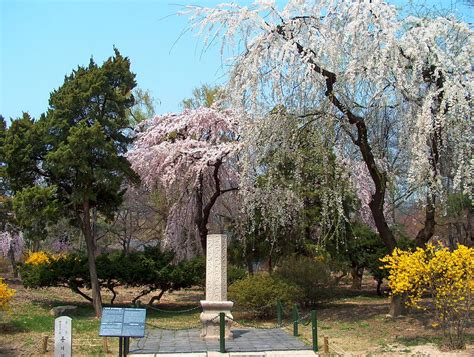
[129,352,317,357]
[129,328,313,355]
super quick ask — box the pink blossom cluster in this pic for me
[127,107,240,191]
[0,231,24,260]
[51,239,70,252]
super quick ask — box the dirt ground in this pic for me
[0,277,472,356]
[306,296,473,356]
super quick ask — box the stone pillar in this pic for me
[54,316,72,357]
[200,234,233,340]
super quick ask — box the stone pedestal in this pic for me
[200,234,233,340]
[200,301,233,339]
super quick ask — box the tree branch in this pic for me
[274,22,397,251]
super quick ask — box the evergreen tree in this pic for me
[2,49,138,316]
[181,84,224,109]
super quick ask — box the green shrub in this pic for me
[228,265,247,285]
[178,255,206,288]
[19,247,205,304]
[20,253,89,290]
[275,255,332,305]
[228,273,302,317]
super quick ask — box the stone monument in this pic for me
[200,234,233,340]
[54,316,72,357]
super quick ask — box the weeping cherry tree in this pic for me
[184,0,472,252]
[127,107,240,257]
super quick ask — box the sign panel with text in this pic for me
[99,307,146,337]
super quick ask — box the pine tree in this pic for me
[2,49,138,317]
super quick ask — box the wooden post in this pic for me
[102,337,110,354]
[323,336,329,354]
[41,335,48,353]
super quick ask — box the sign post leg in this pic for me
[124,337,129,357]
[119,337,123,357]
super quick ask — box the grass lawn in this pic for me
[0,283,203,356]
[0,279,472,356]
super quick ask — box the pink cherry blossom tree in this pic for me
[127,106,240,256]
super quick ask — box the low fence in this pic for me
[215,302,319,353]
[139,299,321,354]
[40,300,344,355]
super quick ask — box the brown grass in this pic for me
[0,276,472,356]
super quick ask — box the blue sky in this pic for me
[1,0,472,122]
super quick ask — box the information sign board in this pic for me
[99,307,146,337]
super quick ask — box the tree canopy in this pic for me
[185,0,473,253]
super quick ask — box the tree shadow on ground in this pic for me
[28,298,95,316]
[161,288,204,304]
[396,333,474,347]
[315,296,451,335]
[0,321,27,334]
[317,300,389,322]
[302,292,471,352]
[0,346,16,356]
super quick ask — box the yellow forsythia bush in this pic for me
[24,251,65,266]
[381,244,473,349]
[0,278,15,312]
[24,251,50,265]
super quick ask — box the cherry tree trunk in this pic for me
[389,294,406,317]
[32,240,40,252]
[8,245,18,279]
[376,279,383,296]
[199,229,208,254]
[350,266,363,290]
[246,259,254,275]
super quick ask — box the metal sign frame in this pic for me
[99,307,146,357]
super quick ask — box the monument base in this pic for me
[200,300,233,340]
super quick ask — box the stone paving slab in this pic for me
[129,328,312,355]
[130,352,317,357]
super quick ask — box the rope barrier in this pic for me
[145,320,203,331]
[139,306,320,355]
[144,309,313,331]
[142,301,319,350]
[225,315,295,330]
[136,332,149,350]
[297,312,313,326]
[144,313,313,331]
[329,340,346,355]
[146,305,202,314]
